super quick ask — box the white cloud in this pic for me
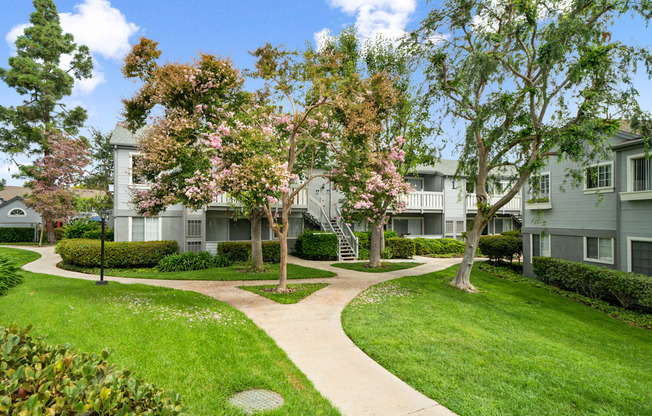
[5,23,30,50]
[327,0,417,40]
[0,163,20,176]
[314,28,333,51]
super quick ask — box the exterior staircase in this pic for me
[327,218,357,261]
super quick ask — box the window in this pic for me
[8,208,26,217]
[536,174,550,199]
[532,234,550,257]
[494,218,512,234]
[130,153,147,185]
[445,220,454,234]
[393,218,423,236]
[585,237,614,263]
[629,239,652,277]
[187,220,202,237]
[406,177,423,191]
[456,220,464,234]
[632,157,651,192]
[187,241,202,254]
[586,163,613,190]
[132,217,159,241]
[288,218,303,238]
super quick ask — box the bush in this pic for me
[54,227,65,242]
[58,239,179,268]
[63,219,100,239]
[158,251,231,272]
[439,238,466,254]
[81,228,115,241]
[0,227,35,243]
[0,255,20,296]
[217,241,281,263]
[501,230,521,238]
[354,230,398,250]
[294,230,338,260]
[414,238,443,256]
[533,257,652,309]
[479,235,522,263]
[386,237,416,259]
[0,325,183,415]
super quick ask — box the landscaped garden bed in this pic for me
[239,283,329,304]
[342,264,652,416]
[331,262,422,273]
[0,247,340,415]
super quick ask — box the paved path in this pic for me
[13,245,460,416]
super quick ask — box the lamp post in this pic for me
[96,209,111,286]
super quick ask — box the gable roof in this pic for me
[0,196,27,210]
[0,186,104,203]
[109,125,151,148]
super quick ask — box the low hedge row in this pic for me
[386,238,416,259]
[0,325,183,415]
[354,230,398,250]
[0,227,35,243]
[216,241,280,263]
[414,238,466,256]
[158,251,232,272]
[533,256,652,309]
[81,228,115,241]
[478,235,522,263]
[293,230,338,260]
[57,239,179,268]
[0,255,21,296]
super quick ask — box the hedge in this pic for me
[81,228,115,241]
[414,238,465,256]
[478,235,522,263]
[386,238,416,259]
[0,325,183,415]
[216,241,281,263]
[293,230,338,260]
[354,230,398,250]
[57,239,179,268]
[0,227,34,243]
[158,251,232,272]
[0,255,21,296]
[533,256,652,309]
[63,220,100,239]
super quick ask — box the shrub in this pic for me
[501,230,521,238]
[533,257,652,309]
[0,325,183,415]
[54,227,65,242]
[0,255,20,296]
[217,241,281,263]
[386,237,416,259]
[479,235,522,263]
[157,251,231,272]
[57,239,179,268]
[414,238,443,256]
[81,228,115,241]
[354,230,398,250]
[294,230,338,260]
[63,219,100,239]
[0,227,35,243]
[439,238,466,254]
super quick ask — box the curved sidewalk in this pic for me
[15,245,460,416]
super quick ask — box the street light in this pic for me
[96,209,111,286]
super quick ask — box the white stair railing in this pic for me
[336,206,358,258]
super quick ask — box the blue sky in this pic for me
[1,0,651,185]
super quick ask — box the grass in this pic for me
[0,247,42,266]
[59,261,337,281]
[0,248,340,416]
[239,283,329,304]
[331,261,423,273]
[342,264,652,416]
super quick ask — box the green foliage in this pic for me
[0,324,183,415]
[0,228,35,243]
[63,219,99,239]
[0,255,21,296]
[81,129,114,190]
[354,230,397,250]
[72,193,112,213]
[293,230,338,260]
[385,238,416,259]
[478,235,522,263]
[414,238,466,256]
[157,251,232,272]
[239,283,329,304]
[500,230,521,237]
[81,228,114,241]
[57,239,179,268]
[216,241,280,263]
[533,257,652,309]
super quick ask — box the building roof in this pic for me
[414,159,459,176]
[0,186,104,203]
[0,196,27,210]
[109,125,150,147]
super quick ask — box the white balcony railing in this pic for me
[210,188,308,208]
[401,191,445,211]
[466,193,522,212]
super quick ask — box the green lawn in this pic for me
[59,261,336,281]
[239,283,329,304]
[331,261,423,273]
[0,248,340,416]
[342,264,652,416]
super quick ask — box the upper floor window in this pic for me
[586,162,613,190]
[405,177,423,191]
[631,156,651,192]
[130,153,147,185]
[8,208,26,217]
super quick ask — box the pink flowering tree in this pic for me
[23,133,90,245]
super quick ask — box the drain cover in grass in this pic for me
[228,389,284,414]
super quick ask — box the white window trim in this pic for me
[405,176,424,191]
[583,236,614,265]
[128,216,162,242]
[530,233,551,259]
[7,208,27,217]
[527,171,551,204]
[626,153,651,193]
[129,152,149,188]
[583,161,615,193]
[626,236,652,273]
[392,217,424,236]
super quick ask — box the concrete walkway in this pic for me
[13,245,460,416]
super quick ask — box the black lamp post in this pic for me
[96,209,111,286]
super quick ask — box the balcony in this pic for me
[466,194,522,212]
[209,189,308,209]
[400,191,445,212]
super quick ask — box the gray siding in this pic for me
[0,200,40,227]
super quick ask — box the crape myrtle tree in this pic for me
[24,133,90,245]
[0,0,92,242]
[407,0,652,291]
[328,30,436,268]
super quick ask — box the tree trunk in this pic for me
[452,211,485,292]
[278,233,288,291]
[250,209,264,272]
[46,219,55,244]
[38,219,45,247]
[369,223,383,268]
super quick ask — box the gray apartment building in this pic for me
[522,129,652,277]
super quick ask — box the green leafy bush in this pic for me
[57,239,179,268]
[500,230,521,238]
[294,230,338,260]
[81,228,115,241]
[157,251,231,272]
[54,228,65,242]
[386,238,415,259]
[0,227,35,243]
[0,325,183,415]
[63,220,100,239]
[0,255,20,296]
[479,235,522,263]
[217,241,281,263]
[354,230,398,250]
[533,257,652,309]
[439,238,466,254]
[414,238,443,255]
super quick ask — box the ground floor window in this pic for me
[532,234,550,257]
[494,218,512,234]
[187,241,202,253]
[445,220,453,234]
[132,217,159,241]
[630,239,652,276]
[584,237,614,264]
[393,218,423,237]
